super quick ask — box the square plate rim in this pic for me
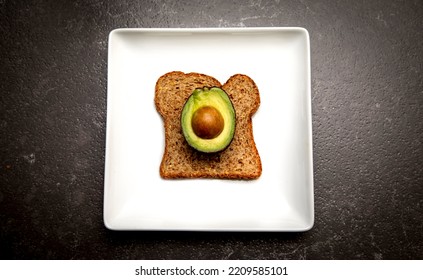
[104,27,314,232]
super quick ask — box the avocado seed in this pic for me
[191,106,224,139]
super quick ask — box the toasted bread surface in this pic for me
[155,71,262,179]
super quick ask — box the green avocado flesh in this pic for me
[181,87,235,153]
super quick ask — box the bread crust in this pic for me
[155,71,262,179]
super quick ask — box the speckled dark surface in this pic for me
[1,0,422,259]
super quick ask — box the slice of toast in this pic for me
[155,71,262,179]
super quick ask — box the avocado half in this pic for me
[181,87,235,153]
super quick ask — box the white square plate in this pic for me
[104,27,314,231]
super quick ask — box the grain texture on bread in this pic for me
[155,71,262,179]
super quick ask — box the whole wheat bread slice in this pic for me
[155,71,262,179]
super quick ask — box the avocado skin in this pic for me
[181,87,236,153]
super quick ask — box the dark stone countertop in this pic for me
[1,0,422,259]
